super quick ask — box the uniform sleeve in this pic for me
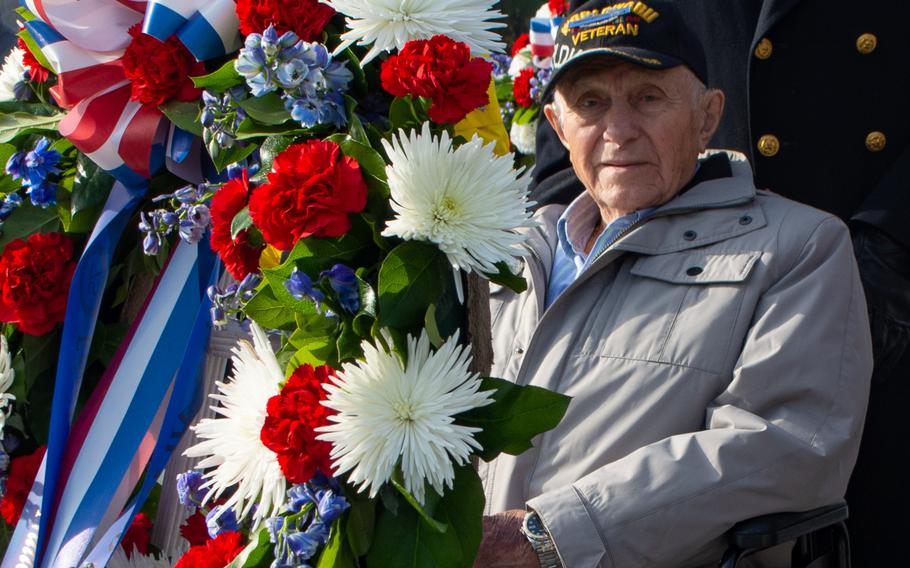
[527,216,873,568]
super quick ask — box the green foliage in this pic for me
[225,527,274,568]
[239,93,292,125]
[377,242,451,331]
[0,112,63,143]
[191,61,244,91]
[367,465,484,568]
[387,97,423,133]
[257,135,297,178]
[316,520,356,568]
[286,313,337,373]
[457,377,572,462]
[0,203,60,252]
[344,486,376,557]
[231,206,253,240]
[486,261,528,294]
[512,106,539,126]
[244,285,298,331]
[159,101,204,137]
[57,154,115,233]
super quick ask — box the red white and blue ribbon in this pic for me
[20,0,240,185]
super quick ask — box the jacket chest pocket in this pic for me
[584,250,762,376]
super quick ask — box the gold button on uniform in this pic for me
[865,131,886,152]
[856,33,878,54]
[757,134,780,157]
[755,38,773,59]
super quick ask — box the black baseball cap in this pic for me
[542,0,709,101]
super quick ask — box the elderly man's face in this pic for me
[545,62,724,221]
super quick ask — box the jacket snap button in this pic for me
[683,230,697,241]
[686,266,704,276]
[515,347,524,354]
[739,215,753,225]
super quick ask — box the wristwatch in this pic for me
[520,511,563,568]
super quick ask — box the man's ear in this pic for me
[543,102,571,150]
[698,89,725,151]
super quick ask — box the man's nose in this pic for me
[601,104,641,145]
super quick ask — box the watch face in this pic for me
[524,512,548,539]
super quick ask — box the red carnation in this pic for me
[16,37,49,83]
[121,24,205,105]
[549,0,570,16]
[0,232,76,336]
[175,531,245,568]
[210,171,264,280]
[236,0,335,42]
[380,35,493,124]
[260,364,335,484]
[513,68,535,108]
[179,510,212,547]
[1,446,45,526]
[248,140,368,251]
[512,33,530,56]
[120,512,153,558]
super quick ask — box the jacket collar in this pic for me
[610,152,766,256]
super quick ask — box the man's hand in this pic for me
[473,509,540,567]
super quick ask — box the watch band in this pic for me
[521,511,563,568]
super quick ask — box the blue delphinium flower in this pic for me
[201,88,247,151]
[0,192,23,222]
[320,264,360,313]
[176,470,207,508]
[207,273,262,328]
[236,25,352,129]
[315,489,349,524]
[206,505,240,538]
[490,53,513,79]
[138,210,178,255]
[286,268,325,309]
[4,137,62,208]
[286,522,329,559]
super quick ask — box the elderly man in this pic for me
[474,1,873,567]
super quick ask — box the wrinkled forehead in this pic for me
[555,59,682,98]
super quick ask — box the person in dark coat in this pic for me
[529,1,910,564]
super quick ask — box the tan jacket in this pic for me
[481,157,873,567]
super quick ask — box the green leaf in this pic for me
[457,377,571,461]
[0,144,18,193]
[212,141,258,173]
[494,77,514,101]
[158,101,204,137]
[324,134,388,183]
[315,520,355,568]
[239,93,292,125]
[286,314,337,373]
[0,101,59,117]
[391,479,448,534]
[335,320,362,363]
[388,97,422,132]
[235,119,312,140]
[424,305,445,349]
[16,28,53,76]
[0,203,60,253]
[485,261,528,294]
[513,106,540,126]
[377,242,450,330]
[367,465,484,568]
[344,485,376,557]
[0,112,63,144]
[258,135,296,176]
[225,527,273,568]
[266,225,372,283]
[231,206,253,240]
[67,155,115,233]
[244,285,298,331]
[191,61,244,91]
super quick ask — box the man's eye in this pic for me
[639,94,661,104]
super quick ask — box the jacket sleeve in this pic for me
[527,216,874,568]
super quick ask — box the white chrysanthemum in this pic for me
[325,0,506,64]
[508,48,533,78]
[510,120,538,155]
[535,3,552,18]
[108,543,186,568]
[183,323,285,526]
[318,330,494,504]
[0,47,26,102]
[1,336,16,440]
[382,122,536,277]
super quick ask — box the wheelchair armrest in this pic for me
[728,501,849,550]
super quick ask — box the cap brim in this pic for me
[541,47,684,103]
